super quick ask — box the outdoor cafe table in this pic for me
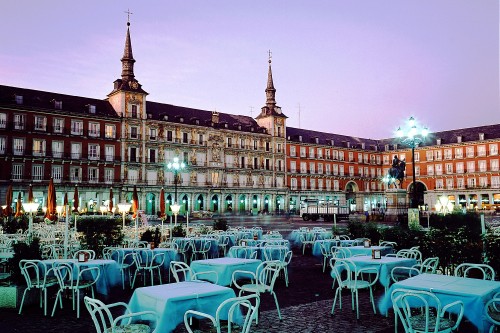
[173,237,219,258]
[190,257,261,286]
[227,246,260,259]
[41,258,120,296]
[128,281,240,333]
[288,230,333,247]
[348,245,393,257]
[115,248,179,270]
[332,255,417,289]
[378,273,500,333]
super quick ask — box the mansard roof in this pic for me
[146,101,268,134]
[0,85,119,118]
[287,127,381,150]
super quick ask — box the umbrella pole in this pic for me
[169,215,172,241]
[64,205,69,259]
[161,218,164,241]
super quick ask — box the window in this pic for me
[0,137,5,154]
[309,178,315,190]
[130,126,138,139]
[434,150,442,161]
[0,113,6,128]
[71,120,83,135]
[348,152,353,162]
[325,164,331,175]
[446,163,453,174]
[253,140,258,150]
[52,165,62,183]
[32,165,44,181]
[104,169,114,184]
[12,164,23,180]
[148,149,156,163]
[492,176,500,188]
[457,178,464,189]
[70,167,82,182]
[300,162,307,173]
[317,148,323,158]
[426,151,433,161]
[253,157,258,169]
[415,166,420,176]
[290,161,296,173]
[333,180,339,191]
[309,147,315,158]
[14,114,25,130]
[131,105,138,118]
[479,177,488,188]
[105,145,114,162]
[490,144,498,156]
[239,138,245,148]
[129,147,138,162]
[491,159,499,171]
[265,142,270,151]
[51,141,63,158]
[325,149,330,159]
[435,164,443,175]
[383,155,389,164]
[301,178,307,190]
[436,179,444,189]
[309,162,315,174]
[290,178,297,190]
[88,168,99,183]
[300,147,306,157]
[456,162,464,174]
[358,153,363,162]
[467,161,475,173]
[479,160,487,172]
[364,154,369,163]
[13,138,25,155]
[333,164,338,175]
[290,146,296,157]
[444,149,452,159]
[32,139,46,156]
[15,95,23,104]
[317,163,323,174]
[88,144,100,160]
[53,118,64,133]
[427,165,434,176]
[167,130,173,141]
[446,178,454,189]
[467,177,476,188]
[414,152,420,162]
[241,156,245,168]
[326,180,331,190]
[333,150,339,160]
[150,128,157,140]
[199,134,204,145]
[339,151,344,161]
[128,169,139,183]
[71,143,82,159]
[339,165,344,176]
[277,143,282,153]
[349,165,354,176]
[105,124,116,139]
[54,100,62,109]
[265,159,270,170]
[455,148,463,158]
[88,122,100,137]
[466,147,474,158]
[34,116,47,131]
[478,145,486,157]
[277,160,282,171]
[182,132,188,144]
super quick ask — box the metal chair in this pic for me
[454,263,496,281]
[18,260,59,316]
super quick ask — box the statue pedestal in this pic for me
[384,189,408,222]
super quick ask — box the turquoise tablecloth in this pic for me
[128,281,239,333]
[333,255,416,288]
[348,246,393,257]
[190,257,261,286]
[288,230,333,247]
[378,273,500,333]
[115,248,179,270]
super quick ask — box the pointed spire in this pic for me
[265,50,276,109]
[121,21,136,82]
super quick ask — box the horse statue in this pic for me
[386,160,406,189]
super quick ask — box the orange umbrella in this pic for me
[132,185,139,219]
[28,184,34,203]
[14,192,22,217]
[109,187,114,213]
[159,188,166,219]
[4,184,12,217]
[73,186,79,213]
[45,178,57,222]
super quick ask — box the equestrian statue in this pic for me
[386,155,406,189]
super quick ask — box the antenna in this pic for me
[249,106,254,117]
[297,103,302,129]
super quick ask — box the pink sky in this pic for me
[0,0,498,138]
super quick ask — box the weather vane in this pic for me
[268,49,272,63]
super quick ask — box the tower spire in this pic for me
[121,11,135,82]
[265,50,276,109]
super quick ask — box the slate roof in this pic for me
[0,85,119,118]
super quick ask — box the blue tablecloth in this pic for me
[349,246,393,257]
[288,230,333,247]
[333,255,417,288]
[42,258,120,296]
[173,237,219,258]
[128,281,239,333]
[227,246,260,259]
[379,273,500,333]
[115,248,179,270]
[190,258,261,286]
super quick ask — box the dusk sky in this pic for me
[0,0,498,139]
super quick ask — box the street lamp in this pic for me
[167,157,186,208]
[117,202,132,229]
[396,116,429,208]
[171,202,181,227]
[23,202,39,242]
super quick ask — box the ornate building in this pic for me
[1,22,500,216]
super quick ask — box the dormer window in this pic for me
[54,100,62,109]
[315,137,319,144]
[163,115,169,121]
[361,143,365,149]
[457,136,462,143]
[479,133,485,140]
[385,144,390,151]
[15,95,23,104]
[330,139,334,146]
[437,138,442,145]
[88,104,96,114]
[238,125,241,130]
[224,123,228,128]
[298,135,302,142]
[195,119,199,125]
[147,114,152,119]
[179,117,184,123]
[250,127,254,132]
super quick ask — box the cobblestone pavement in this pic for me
[0,224,479,332]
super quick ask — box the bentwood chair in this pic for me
[484,292,500,333]
[18,260,59,316]
[454,263,496,281]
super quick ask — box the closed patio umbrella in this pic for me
[72,186,79,213]
[63,193,68,217]
[45,178,57,222]
[14,192,22,217]
[132,185,139,219]
[109,187,114,213]
[4,183,13,217]
[159,188,166,219]
[28,184,34,203]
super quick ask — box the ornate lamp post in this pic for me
[23,202,39,243]
[117,202,132,229]
[396,116,429,208]
[167,157,185,230]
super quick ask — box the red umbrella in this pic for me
[159,188,166,219]
[63,193,68,217]
[14,192,22,217]
[132,185,139,219]
[4,184,12,217]
[109,187,114,213]
[28,184,34,203]
[73,186,79,213]
[45,178,57,222]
